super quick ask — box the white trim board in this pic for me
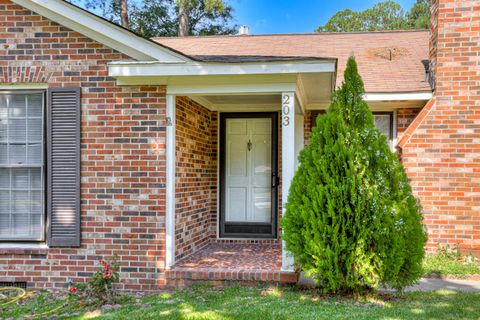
[12,0,188,62]
[108,60,336,78]
[364,92,433,101]
[167,83,297,95]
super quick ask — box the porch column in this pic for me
[281,92,296,271]
[165,94,176,268]
[295,114,304,168]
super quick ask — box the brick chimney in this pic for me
[430,0,480,99]
[401,0,480,255]
[428,0,439,89]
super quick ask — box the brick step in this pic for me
[165,267,298,288]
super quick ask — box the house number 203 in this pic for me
[282,94,291,126]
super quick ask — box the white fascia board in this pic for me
[108,60,336,77]
[12,0,188,62]
[167,83,297,95]
[364,92,433,101]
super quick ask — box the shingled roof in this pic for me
[153,30,431,93]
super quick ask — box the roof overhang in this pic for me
[108,59,337,79]
[12,0,189,62]
[108,59,337,113]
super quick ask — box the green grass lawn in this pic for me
[423,253,480,278]
[1,285,480,320]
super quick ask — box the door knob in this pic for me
[247,139,252,151]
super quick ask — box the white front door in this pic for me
[220,113,277,238]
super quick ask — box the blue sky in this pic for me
[231,0,417,34]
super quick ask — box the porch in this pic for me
[165,243,298,288]
[107,58,429,288]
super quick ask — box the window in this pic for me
[0,92,45,241]
[373,112,394,140]
[311,110,395,141]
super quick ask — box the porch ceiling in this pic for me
[172,72,334,112]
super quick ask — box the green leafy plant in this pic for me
[282,56,427,294]
[89,258,120,304]
[423,244,480,278]
[436,244,462,261]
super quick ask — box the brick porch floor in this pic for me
[165,243,298,288]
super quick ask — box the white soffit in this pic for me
[12,0,189,62]
[364,92,433,101]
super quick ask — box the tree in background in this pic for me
[70,0,129,27]
[68,0,235,37]
[317,0,430,32]
[120,0,129,28]
[131,0,235,38]
[407,0,430,29]
[282,56,426,293]
[176,0,228,36]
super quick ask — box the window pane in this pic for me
[9,144,26,164]
[0,214,9,235]
[0,96,7,120]
[31,191,42,212]
[0,92,44,241]
[0,189,10,239]
[27,118,42,142]
[374,114,392,139]
[11,168,29,189]
[0,144,6,164]
[12,190,29,212]
[0,190,9,212]
[8,118,26,143]
[0,168,8,189]
[8,95,26,117]
[27,144,41,165]
[0,118,6,142]
[27,95,43,117]
[30,168,42,189]
[30,214,43,238]
[13,214,30,237]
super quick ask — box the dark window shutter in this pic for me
[47,87,81,247]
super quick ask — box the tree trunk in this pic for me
[120,0,129,28]
[178,5,189,36]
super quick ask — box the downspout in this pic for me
[165,94,176,268]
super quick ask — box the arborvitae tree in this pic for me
[282,56,426,293]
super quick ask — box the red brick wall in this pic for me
[401,0,480,254]
[175,97,217,260]
[0,1,168,291]
[397,108,422,135]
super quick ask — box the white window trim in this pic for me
[0,90,46,242]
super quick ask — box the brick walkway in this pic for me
[166,243,297,288]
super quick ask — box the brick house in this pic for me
[0,0,478,291]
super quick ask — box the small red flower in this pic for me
[101,259,106,265]
[104,263,110,271]
[103,271,111,279]
[69,286,78,294]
